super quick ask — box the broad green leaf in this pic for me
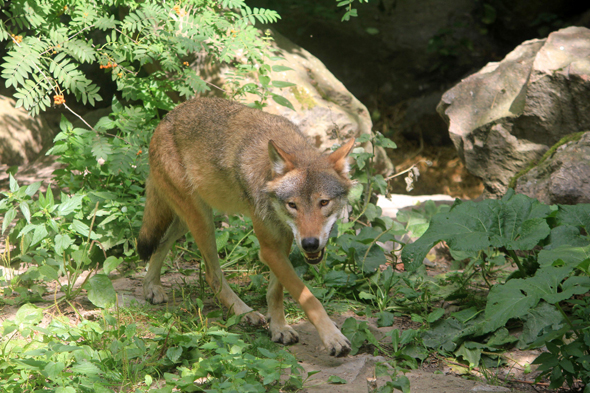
[356,226,383,243]
[376,311,395,327]
[271,80,296,88]
[70,219,99,239]
[538,245,590,268]
[388,376,411,393]
[38,265,59,281]
[58,194,84,216]
[451,307,481,324]
[502,217,550,250]
[402,194,551,272]
[271,65,293,72]
[545,225,589,249]
[327,375,347,384]
[486,261,586,332]
[103,256,123,275]
[324,270,357,287]
[272,94,295,111]
[166,347,183,363]
[359,291,376,300]
[54,233,73,255]
[341,318,368,356]
[31,224,48,247]
[555,204,590,232]
[9,173,18,192]
[92,383,114,393]
[486,327,518,347]
[427,308,445,324]
[215,230,229,252]
[16,303,44,325]
[354,243,386,273]
[258,347,277,358]
[483,279,539,334]
[422,318,464,351]
[71,361,101,376]
[364,203,382,222]
[517,302,564,349]
[85,274,116,308]
[375,134,397,149]
[554,275,590,302]
[455,342,481,368]
[24,181,42,197]
[56,387,76,393]
[2,207,17,234]
[19,201,31,223]
[44,361,65,380]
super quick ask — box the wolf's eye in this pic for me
[287,202,297,210]
[320,200,330,207]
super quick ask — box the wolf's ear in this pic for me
[328,138,355,176]
[269,140,295,177]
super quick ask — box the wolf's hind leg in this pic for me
[183,198,266,326]
[143,217,188,304]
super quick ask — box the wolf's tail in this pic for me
[137,179,174,261]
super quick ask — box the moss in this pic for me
[289,86,316,110]
[509,131,587,189]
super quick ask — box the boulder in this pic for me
[515,131,590,205]
[0,95,56,166]
[437,26,590,197]
[193,30,394,175]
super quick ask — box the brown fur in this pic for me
[138,97,354,356]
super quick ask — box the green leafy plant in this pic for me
[0,302,304,392]
[403,190,590,389]
[336,0,369,21]
[0,0,289,306]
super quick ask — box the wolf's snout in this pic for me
[302,237,320,252]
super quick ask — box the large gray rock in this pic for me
[438,26,590,197]
[0,96,56,166]
[193,30,394,175]
[515,132,590,205]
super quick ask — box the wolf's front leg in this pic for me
[265,270,299,344]
[256,227,351,356]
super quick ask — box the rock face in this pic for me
[437,26,590,197]
[193,30,394,175]
[515,132,590,205]
[0,96,56,166]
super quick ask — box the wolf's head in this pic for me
[265,139,355,264]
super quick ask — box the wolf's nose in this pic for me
[302,237,320,252]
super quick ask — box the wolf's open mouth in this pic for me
[304,248,325,265]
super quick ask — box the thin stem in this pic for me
[555,302,581,338]
[506,249,527,277]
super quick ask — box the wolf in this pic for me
[137,97,354,356]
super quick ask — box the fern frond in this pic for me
[64,38,97,63]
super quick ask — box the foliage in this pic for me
[0,0,289,304]
[403,190,590,389]
[0,302,304,392]
[0,0,283,116]
[336,0,369,22]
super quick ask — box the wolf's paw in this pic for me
[270,324,299,345]
[241,311,266,326]
[144,282,168,304]
[322,329,352,357]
